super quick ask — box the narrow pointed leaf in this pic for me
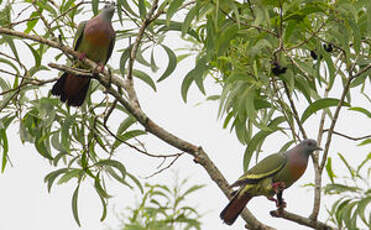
[301,98,350,123]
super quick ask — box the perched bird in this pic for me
[220,139,322,225]
[51,3,116,106]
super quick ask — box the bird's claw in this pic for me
[277,199,286,209]
[78,53,86,61]
[272,182,286,194]
[267,196,286,209]
[94,64,105,73]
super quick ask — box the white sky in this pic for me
[0,1,370,230]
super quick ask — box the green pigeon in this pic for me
[220,139,322,225]
[51,3,116,106]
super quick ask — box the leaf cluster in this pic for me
[118,178,204,230]
[324,150,371,229]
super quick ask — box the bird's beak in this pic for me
[315,146,323,151]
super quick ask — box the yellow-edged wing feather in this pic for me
[230,153,287,187]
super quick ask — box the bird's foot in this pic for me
[78,53,87,61]
[267,196,279,206]
[277,198,287,209]
[267,196,286,208]
[272,182,286,194]
[94,64,105,73]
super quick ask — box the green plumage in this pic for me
[220,139,322,225]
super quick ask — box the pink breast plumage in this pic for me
[84,20,112,47]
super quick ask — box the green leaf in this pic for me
[181,69,194,103]
[157,45,177,82]
[116,116,137,135]
[326,157,336,183]
[357,196,371,225]
[24,11,39,33]
[116,0,123,25]
[358,139,371,146]
[44,168,69,192]
[181,56,208,102]
[167,0,183,24]
[301,98,350,123]
[348,107,371,118]
[58,169,82,184]
[95,159,126,180]
[3,36,20,63]
[133,69,156,91]
[120,0,138,17]
[113,130,146,149]
[127,172,143,193]
[182,3,198,36]
[138,0,147,19]
[92,0,99,15]
[119,46,131,76]
[150,49,159,72]
[72,185,81,226]
[182,184,205,197]
[96,185,108,221]
[0,128,8,173]
[24,42,41,67]
[216,24,239,56]
[155,19,200,41]
[94,176,112,199]
[323,183,361,195]
[338,153,355,178]
[136,46,151,67]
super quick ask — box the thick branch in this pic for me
[95,77,274,230]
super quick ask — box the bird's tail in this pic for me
[51,72,90,107]
[220,189,252,225]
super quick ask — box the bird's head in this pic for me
[101,2,115,20]
[301,139,322,155]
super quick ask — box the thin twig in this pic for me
[282,82,308,139]
[144,153,183,179]
[288,23,325,51]
[6,17,40,28]
[219,8,277,36]
[48,2,84,26]
[322,130,371,141]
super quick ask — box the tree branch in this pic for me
[322,130,371,141]
[0,24,274,230]
[126,0,160,108]
[94,75,274,230]
[282,82,308,139]
[270,210,337,230]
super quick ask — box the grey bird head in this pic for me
[102,2,115,20]
[301,139,322,155]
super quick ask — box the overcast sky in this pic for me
[0,1,370,230]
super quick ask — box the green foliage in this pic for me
[0,0,370,228]
[116,178,204,230]
[324,152,371,229]
[173,0,371,170]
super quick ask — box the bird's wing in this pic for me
[104,31,116,64]
[73,21,87,51]
[230,153,287,187]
